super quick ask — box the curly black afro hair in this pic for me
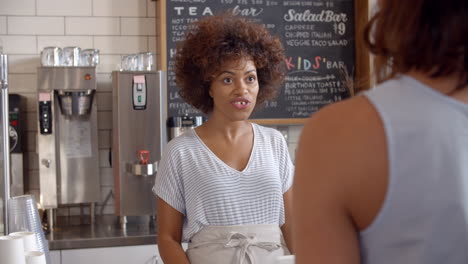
[175,14,286,114]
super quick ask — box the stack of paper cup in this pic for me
[5,232,46,264]
[0,235,26,264]
[25,251,46,264]
[9,231,38,251]
[8,195,51,264]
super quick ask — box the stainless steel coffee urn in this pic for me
[167,115,204,141]
[37,67,100,228]
[112,71,166,223]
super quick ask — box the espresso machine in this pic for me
[37,67,100,228]
[112,71,166,225]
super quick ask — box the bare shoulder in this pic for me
[300,95,382,152]
[295,95,388,229]
[292,96,387,263]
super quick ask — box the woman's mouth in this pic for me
[231,98,251,110]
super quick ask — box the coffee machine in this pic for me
[112,71,166,224]
[167,115,204,141]
[37,67,100,228]
[9,94,25,198]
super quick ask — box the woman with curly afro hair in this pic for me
[153,14,294,264]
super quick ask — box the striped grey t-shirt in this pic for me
[153,123,294,241]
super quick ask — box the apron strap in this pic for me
[188,226,284,264]
[224,232,281,264]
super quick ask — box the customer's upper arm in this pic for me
[292,100,370,264]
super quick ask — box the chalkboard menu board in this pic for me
[165,0,355,120]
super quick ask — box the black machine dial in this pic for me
[39,100,52,134]
[9,125,18,152]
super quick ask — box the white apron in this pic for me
[186,224,290,264]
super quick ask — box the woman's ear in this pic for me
[209,89,213,98]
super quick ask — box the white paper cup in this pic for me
[25,251,46,264]
[9,231,38,252]
[8,195,51,264]
[0,235,26,264]
[275,255,295,264]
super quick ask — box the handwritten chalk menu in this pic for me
[166,0,355,120]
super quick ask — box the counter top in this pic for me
[46,216,157,250]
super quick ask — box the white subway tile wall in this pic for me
[0,16,6,34]
[96,54,121,73]
[0,0,304,216]
[94,36,148,54]
[8,54,41,73]
[148,36,157,53]
[97,111,112,130]
[121,18,156,36]
[66,17,120,35]
[93,0,147,17]
[8,73,37,93]
[0,0,36,16]
[0,35,37,54]
[98,130,111,149]
[96,73,113,91]
[147,0,156,18]
[37,0,92,16]
[96,91,113,111]
[8,16,64,35]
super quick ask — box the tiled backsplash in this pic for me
[0,0,303,215]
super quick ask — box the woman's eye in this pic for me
[247,76,256,83]
[223,78,233,84]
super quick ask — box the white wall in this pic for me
[0,0,303,216]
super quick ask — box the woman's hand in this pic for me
[281,189,294,254]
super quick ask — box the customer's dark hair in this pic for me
[175,14,285,114]
[364,0,467,88]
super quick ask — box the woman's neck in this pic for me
[196,114,252,141]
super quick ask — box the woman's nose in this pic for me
[235,81,249,94]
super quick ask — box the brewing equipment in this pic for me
[37,67,100,229]
[167,115,204,141]
[9,94,25,198]
[112,71,166,223]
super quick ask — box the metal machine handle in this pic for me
[138,150,149,165]
[41,159,51,168]
[126,161,158,176]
